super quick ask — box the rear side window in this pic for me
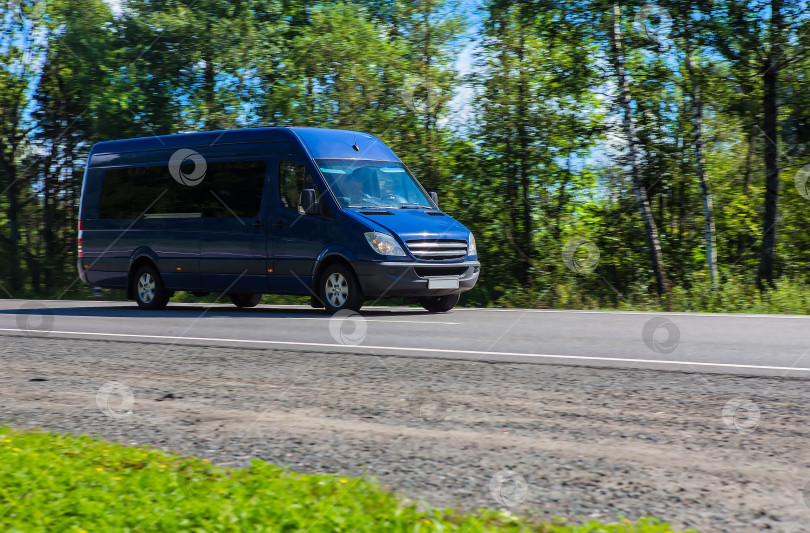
[99,160,266,219]
[100,166,181,219]
[278,161,315,212]
[203,161,266,218]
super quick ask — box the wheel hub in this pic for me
[325,273,348,307]
[137,273,156,304]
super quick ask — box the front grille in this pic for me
[406,239,467,261]
[414,266,468,278]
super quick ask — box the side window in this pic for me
[279,161,315,212]
[99,160,267,219]
[202,160,266,218]
[100,166,199,219]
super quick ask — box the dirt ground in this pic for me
[2,334,809,532]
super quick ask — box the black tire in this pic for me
[229,293,262,308]
[420,293,460,313]
[133,264,171,310]
[320,264,364,314]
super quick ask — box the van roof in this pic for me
[89,126,400,162]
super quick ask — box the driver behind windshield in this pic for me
[347,167,375,205]
[317,160,431,209]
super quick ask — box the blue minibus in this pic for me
[77,127,480,313]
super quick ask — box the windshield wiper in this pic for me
[399,205,430,209]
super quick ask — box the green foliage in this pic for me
[2,0,810,314]
[489,273,810,315]
[0,426,691,532]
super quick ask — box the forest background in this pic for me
[3,0,810,313]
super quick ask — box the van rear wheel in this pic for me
[320,264,363,314]
[229,293,262,308]
[133,264,170,310]
[420,294,459,313]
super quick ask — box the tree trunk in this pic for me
[0,139,23,293]
[421,1,438,194]
[756,0,782,291]
[743,122,757,195]
[609,3,668,295]
[203,20,216,130]
[3,162,23,293]
[686,48,719,288]
[516,15,533,285]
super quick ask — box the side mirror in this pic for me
[299,189,319,215]
[429,191,439,208]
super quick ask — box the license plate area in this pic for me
[428,278,459,290]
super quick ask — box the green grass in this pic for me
[0,426,693,532]
[490,274,810,315]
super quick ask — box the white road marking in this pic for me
[198,317,460,325]
[1,328,809,373]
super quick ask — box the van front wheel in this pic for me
[229,293,262,308]
[320,264,363,314]
[133,264,170,310]
[420,294,459,313]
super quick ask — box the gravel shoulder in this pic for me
[1,335,809,532]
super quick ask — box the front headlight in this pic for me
[468,232,477,257]
[364,232,406,257]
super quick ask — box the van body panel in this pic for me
[315,244,360,266]
[269,206,324,291]
[88,128,301,157]
[86,269,128,287]
[266,156,330,293]
[291,128,398,161]
[79,126,479,305]
[199,217,269,293]
[345,209,469,246]
[88,142,303,170]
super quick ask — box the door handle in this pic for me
[252,220,264,227]
[274,220,285,229]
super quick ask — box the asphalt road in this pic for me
[4,300,810,531]
[1,299,809,377]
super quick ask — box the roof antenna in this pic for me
[352,131,359,152]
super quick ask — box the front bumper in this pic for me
[353,260,480,298]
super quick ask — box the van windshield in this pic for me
[315,159,433,209]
